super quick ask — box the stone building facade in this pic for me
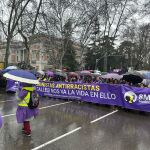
[0,41,25,69]
[29,34,85,70]
[0,34,86,70]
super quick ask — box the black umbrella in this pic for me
[122,71,143,84]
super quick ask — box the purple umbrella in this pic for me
[80,70,91,76]
[46,71,54,77]
[3,70,39,84]
[101,73,123,80]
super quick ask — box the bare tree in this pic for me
[120,22,150,70]
[99,0,136,53]
[142,0,150,15]
[75,0,104,69]
[17,0,43,67]
[80,0,136,70]
[39,0,87,69]
[135,24,150,69]
[0,0,32,67]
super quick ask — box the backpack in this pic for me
[28,91,39,109]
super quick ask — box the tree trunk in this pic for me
[79,45,85,70]
[24,46,30,66]
[4,37,11,68]
[23,39,30,66]
[59,55,63,70]
[18,29,30,68]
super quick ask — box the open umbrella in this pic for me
[3,70,39,84]
[122,71,143,84]
[101,73,123,80]
[38,70,45,75]
[137,70,150,79]
[69,72,78,77]
[55,69,62,72]
[46,71,54,77]
[80,70,91,76]
[92,73,101,76]
[92,70,101,76]
[55,72,67,78]
[143,72,150,79]
[101,72,107,75]
[2,66,17,73]
[5,66,17,70]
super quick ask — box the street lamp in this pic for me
[130,46,134,71]
[95,59,98,70]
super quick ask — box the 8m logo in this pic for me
[124,91,137,104]
[139,94,150,104]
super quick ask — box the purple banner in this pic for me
[7,80,150,112]
[36,81,150,112]
[121,85,150,112]
[36,82,123,106]
[6,80,20,92]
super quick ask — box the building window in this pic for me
[17,50,20,62]
[16,50,24,62]
[32,50,36,61]
[20,50,24,61]
[36,52,39,61]
[11,55,16,62]
[2,54,5,61]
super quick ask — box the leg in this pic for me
[22,122,25,132]
[24,121,31,136]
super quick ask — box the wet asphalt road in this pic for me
[0,90,150,150]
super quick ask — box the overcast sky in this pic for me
[0,0,150,46]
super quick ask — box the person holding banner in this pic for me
[16,83,39,136]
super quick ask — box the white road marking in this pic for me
[0,100,15,103]
[31,110,119,150]
[39,101,72,110]
[90,110,118,123]
[1,113,15,118]
[1,101,72,118]
[31,127,82,150]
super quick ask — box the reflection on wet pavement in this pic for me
[47,111,150,150]
[0,90,150,150]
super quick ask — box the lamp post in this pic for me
[104,52,107,72]
[95,59,98,70]
[130,46,134,71]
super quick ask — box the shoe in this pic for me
[24,131,31,137]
